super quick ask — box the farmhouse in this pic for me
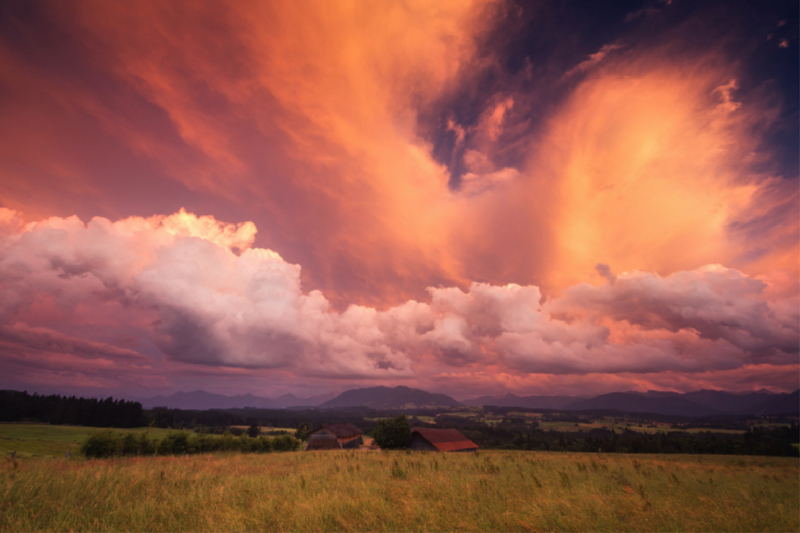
[410,427,479,452]
[304,434,342,451]
[306,423,363,450]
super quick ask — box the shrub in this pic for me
[158,432,189,455]
[138,432,156,455]
[81,430,121,458]
[272,434,300,452]
[120,433,139,455]
[251,436,272,453]
[83,429,298,459]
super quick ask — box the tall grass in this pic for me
[1,451,796,532]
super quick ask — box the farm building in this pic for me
[305,434,342,451]
[306,423,363,450]
[410,427,479,452]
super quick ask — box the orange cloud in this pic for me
[499,51,798,295]
[4,2,795,309]
[41,0,508,308]
[0,2,796,396]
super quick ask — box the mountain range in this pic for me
[136,390,336,410]
[135,386,799,417]
[461,393,578,410]
[471,389,799,417]
[319,385,463,409]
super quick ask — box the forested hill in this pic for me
[0,390,143,428]
[320,385,462,409]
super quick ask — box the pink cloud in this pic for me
[0,208,795,394]
[0,2,795,397]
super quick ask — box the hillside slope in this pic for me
[320,386,462,409]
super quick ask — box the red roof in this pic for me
[309,423,363,438]
[411,428,479,452]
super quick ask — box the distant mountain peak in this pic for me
[461,388,799,416]
[134,387,798,416]
[137,389,332,410]
[320,385,462,409]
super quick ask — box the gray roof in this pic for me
[305,438,342,451]
[309,423,363,438]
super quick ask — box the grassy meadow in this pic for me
[534,421,748,435]
[2,450,797,532]
[230,426,297,435]
[0,424,177,459]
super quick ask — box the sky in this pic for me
[0,0,797,400]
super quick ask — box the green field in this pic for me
[230,426,297,435]
[535,420,747,435]
[0,424,177,458]
[1,451,796,532]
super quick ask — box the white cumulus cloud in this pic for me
[0,208,795,382]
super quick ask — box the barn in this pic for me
[304,434,342,451]
[306,423,363,450]
[410,427,479,452]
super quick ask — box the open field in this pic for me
[0,424,177,459]
[230,426,297,434]
[442,412,754,434]
[0,438,80,459]
[535,421,747,435]
[1,451,797,532]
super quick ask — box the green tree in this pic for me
[272,434,300,452]
[372,414,411,449]
[296,422,311,441]
[81,430,120,458]
[247,423,260,438]
[120,433,139,455]
[158,432,189,454]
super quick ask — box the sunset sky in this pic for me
[0,0,797,400]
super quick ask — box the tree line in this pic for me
[81,430,300,458]
[454,423,799,457]
[4,389,797,457]
[146,406,382,435]
[362,414,799,456]
[0,390,143,428]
